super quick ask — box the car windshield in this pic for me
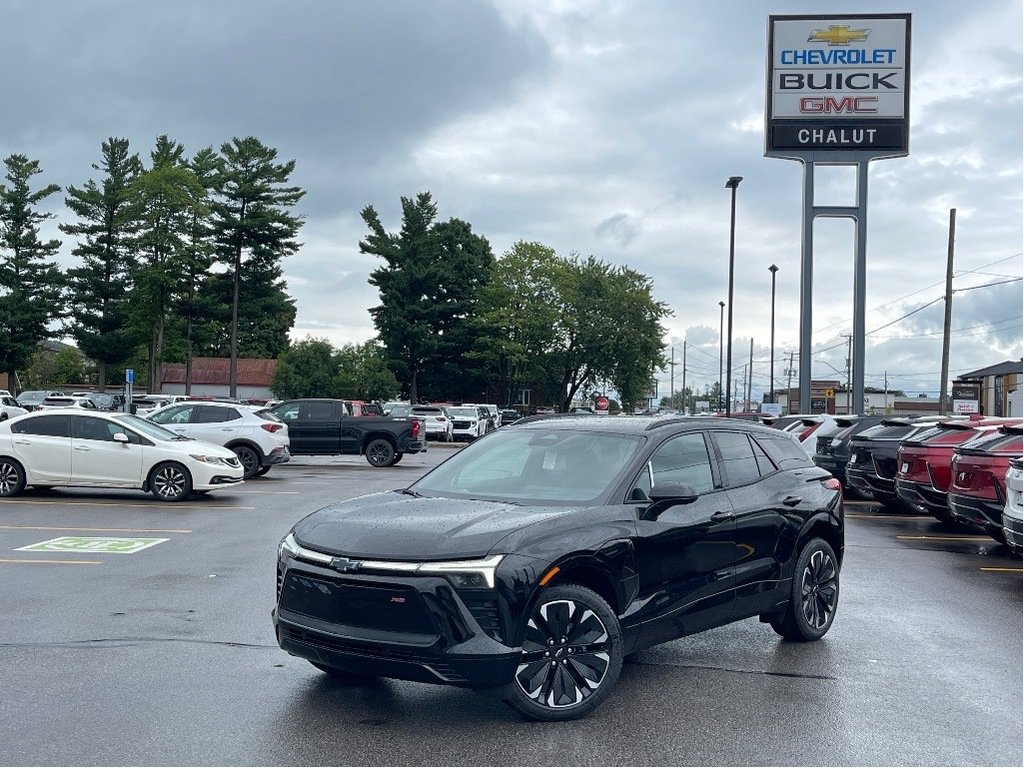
[112,414,186,442]
[411,427,644,504]
[388,405,412,417]
[448,407,479,418]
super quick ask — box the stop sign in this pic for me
[595,396,609,411]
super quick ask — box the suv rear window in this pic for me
[755,433,812,469]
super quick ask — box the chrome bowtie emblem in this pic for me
[330,556,362,573]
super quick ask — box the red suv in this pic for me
[895,417,1017,523]
[948,424,1023,542]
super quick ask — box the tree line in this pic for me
[0,135,303,395]
[2,145,669,410]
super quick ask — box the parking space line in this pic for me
[0,500,254,510]
[227,491,300,495]
[896,535,993,542]
[0,525,191,534]
[847,514,929,521]
[0,558,102,565]
[979,567,1023,573]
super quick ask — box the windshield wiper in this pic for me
[396,488,421,497]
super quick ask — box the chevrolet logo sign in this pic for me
[808,25,870,46]
[330,556,362,573]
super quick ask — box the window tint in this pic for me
[11,414,71,437]
[194,405,240,423]
[713,431,761,486]
[73,416,121,442]
[303,401,337,420]
[150,405,195,425]
[632,432,714,499]
[751,437,776,475]
[756,433,812,469]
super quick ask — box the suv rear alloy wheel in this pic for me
[232,445,260,479]
[772,537,839,641]
[501,584,623,721]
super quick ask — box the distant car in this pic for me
[411,405,454,442]
[846,418,946,508]
[273,415,844,721]
[37,396,97,411]
[0,409,244,501]
[147,401,291,479]
[1003,457,1023,555]
[348,400,384,417]
[133,395,176,416]
[0,389,12,399]
[812,415,886,492]
[16,390,64,411]
[948,424,1023,542]
[499,408,522,426]
[0,396,27,422]
[447,405,488,441]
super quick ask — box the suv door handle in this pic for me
[782,496,801,507]
[710,510,733,522]
[74,446,91,452]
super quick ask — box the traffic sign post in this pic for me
[124,369,134,413]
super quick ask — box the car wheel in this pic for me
[149,462,193,502]
[771,537,839,642]
[365,438,396,467]
[0,458,26,497]
[0,412,8,422]
[388,452,403,466]
[501,583,623,721]
[233,445,260,479]
[255,466,271,477]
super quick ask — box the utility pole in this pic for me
[884,370,889,414]
[669,346,675,407]
[939,208,956,414]
[747,338,754,412]
[681,341,687,414]
[786,351,795,414]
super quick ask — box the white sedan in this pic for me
[1,396,27,422]
[0,409,244,501]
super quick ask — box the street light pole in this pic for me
[769,263,778,409]
[718,300,725,413]
[724,176,742,418]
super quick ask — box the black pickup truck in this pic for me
[269,399,426,467]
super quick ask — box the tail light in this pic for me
[411,419,421,439]
[799,423,820,442]
[261,423,284,433]
[822,477,842,492]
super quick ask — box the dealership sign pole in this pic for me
[765,13,910,414]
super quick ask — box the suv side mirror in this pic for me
[642,482,699,520]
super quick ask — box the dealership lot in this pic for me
[0,449,1020,767]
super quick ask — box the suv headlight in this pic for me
[278,532,300,562]
[417,554,504,589]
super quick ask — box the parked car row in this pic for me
[382,402,516,440]
[802,413,1022,549]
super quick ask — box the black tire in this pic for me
[500,583,623,721]
[309,661,376,682]
[0,412,8,422]
[255,466,271,477]
[149,462,193,502]
[0,457,26,497]
[388,452,403,466]
[232,445,260,479]
[771,537,839,642]
[365,438,396,467]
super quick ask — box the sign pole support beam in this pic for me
[797,158,869,415]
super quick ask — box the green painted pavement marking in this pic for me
[15,536,170,554]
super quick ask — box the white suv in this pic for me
[447,405,489,442]
[411,405,454,442]
[146,401,290,479]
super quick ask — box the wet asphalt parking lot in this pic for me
[1,444,1021,767]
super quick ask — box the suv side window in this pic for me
[758,433,812,469]
[11,414,71,437]
[150,405,195,425]
[712,431,761,486]
[630,432,714,500]
[194,405,240,423]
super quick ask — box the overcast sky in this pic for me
[2,0,1021,401]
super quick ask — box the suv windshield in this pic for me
[412,428,643,504]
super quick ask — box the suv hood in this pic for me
[293,491,596,560]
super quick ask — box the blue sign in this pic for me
[125,368,134,384]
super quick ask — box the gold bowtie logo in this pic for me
[808,25,870,46]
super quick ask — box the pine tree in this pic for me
[0,154,63,383]
[61,138,143,389]
[180,147,217,394]
[210,137,304,396]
